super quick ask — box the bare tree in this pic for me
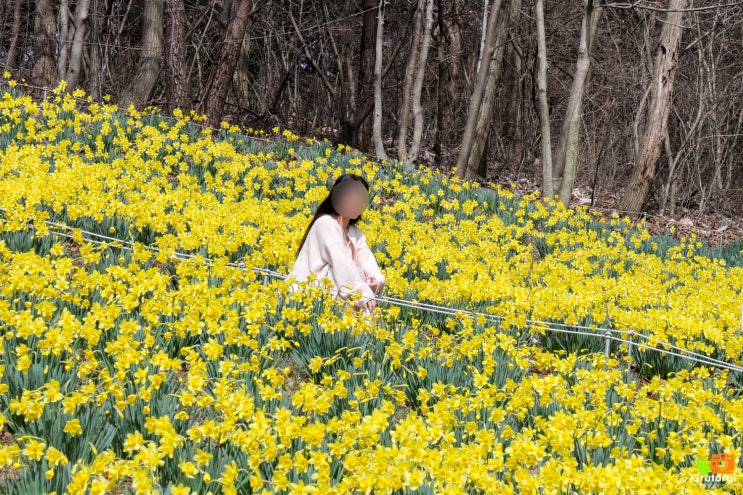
[535,0,553,198]
[325,0,379,147]
[373,0,388,159]
[552,0,603,206]
[87,0,106,100]
[397,0,425,164]
[55,0,93,90]
[58,0,71,81]
[64,0,91,90]
[198,0,253,126]
[289,1,389,148]
[4,0,23,74]
[620,0,687,212]
[434,0,464,163]
[455,0,512,181]
[357,0,381,150]
[455,0,500,180]
[232,13,254,113]
[165,0,190,112]
[31,0,58,93]
[121,0,164,108]
[398,0,435,165]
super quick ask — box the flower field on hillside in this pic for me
[0,80,742,494]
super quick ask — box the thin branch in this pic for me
[288,9,336,98]
[601,0,740,12]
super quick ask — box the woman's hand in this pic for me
[366,276,379,293]
[361,297,377,313]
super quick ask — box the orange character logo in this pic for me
[710,453,736,474]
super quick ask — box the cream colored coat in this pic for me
[288,214,386,310]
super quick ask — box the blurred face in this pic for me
[331,180,369,219]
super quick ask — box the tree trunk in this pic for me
[477,0,489,74]
[436,0,463,163]
[87,0,105,100]
[291,1,403,150]
[232,14,253,112]
[406,0,435,164]
[31,0,58,94]
[58,0,70,81]
[397,0,425,163]
[620,0,687,213]
[552,0,603,206]
[536,0,553,198]
[5,0,23,74]
[503,37,524,158]
[165,0,190,112]
[476,132,490,178]
[356,0,379,151]
[323,3,355,145]
[454,0,502,179]
[198,0,253,127]
[455,0,511,181]
[372,0,387,159]
[121,0,164,108]
[435,5,445,164]
[64,0,91,90]
[462,0,514,182]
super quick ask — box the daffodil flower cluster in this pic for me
[0,80,741,494]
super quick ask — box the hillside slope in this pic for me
[0,85,742,493]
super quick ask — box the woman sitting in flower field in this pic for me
[288,173,386,314]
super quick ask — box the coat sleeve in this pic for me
[310,216,377,307]
[354,229,386,294]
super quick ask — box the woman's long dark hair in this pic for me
[294,173,370,260]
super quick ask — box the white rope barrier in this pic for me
[2,210,742,374]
